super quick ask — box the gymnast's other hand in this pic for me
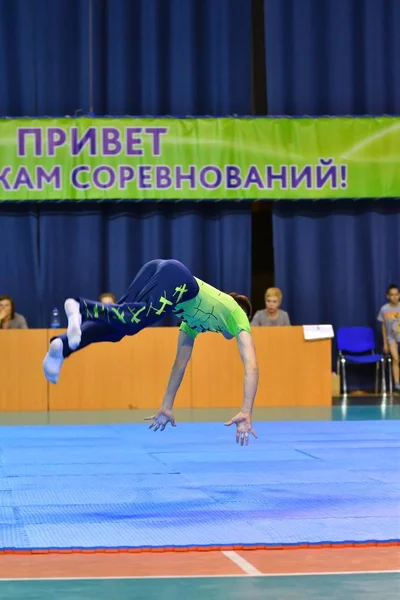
[144,407,176,431]
[224,412,257,446]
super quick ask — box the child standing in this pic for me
[377,283,400,391]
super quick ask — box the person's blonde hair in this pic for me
[265,287,283,302]
[99,292,117,304]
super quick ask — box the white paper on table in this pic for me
[303,324,334,340]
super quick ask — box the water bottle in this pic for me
[50,307,61,328]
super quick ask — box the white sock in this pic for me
[43,338,64,384]
[64,298,82,351]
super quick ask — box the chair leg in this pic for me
[381,358,387,396]
[386,355,393,397]
[375,362,379,394]
[340,357,347,396]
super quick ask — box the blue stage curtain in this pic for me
[0,0,252,117]
[92,0,252,116]
[0,203,251,328]
[0,0,90,117]
[0,205,41,327]
[264,0,400,115]
[272,200,400,343]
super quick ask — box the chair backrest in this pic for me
[337,327,376,353]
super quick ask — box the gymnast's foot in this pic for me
[64,298,82,350]
[42,338,64,384]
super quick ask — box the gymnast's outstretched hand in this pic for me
[145,407,176,431]
[225,412,258,446]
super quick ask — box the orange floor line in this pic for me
[0,547,399,580]
[0,551,242,579]
[237,546,400,574]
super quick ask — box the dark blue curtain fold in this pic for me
[272,200,400,341]
[0,206,41,327]
[0,0,90,117]
[38,207,105,325]
[0,0,252,117]
[264,0,400,116]
[0,203,251,328]
[104,203,251,298]
[92,0,252,116]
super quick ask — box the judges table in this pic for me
[0,327,331,412]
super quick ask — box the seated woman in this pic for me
[42,259,259,445]
[251,287,290,327]
[0,295,28,329]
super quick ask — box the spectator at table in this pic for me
[99,292,117,304]
[0,295,28,329]
[251,287,290,327]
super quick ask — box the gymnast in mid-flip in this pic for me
[43,259,259,445]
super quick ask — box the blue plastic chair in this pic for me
[336,327,386,395]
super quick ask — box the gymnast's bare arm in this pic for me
[144,330,194,431]
[225,331,259,445]
[145,329,259,446]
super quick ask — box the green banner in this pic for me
[0,116,398,201]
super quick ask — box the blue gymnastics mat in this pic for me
[0,420,399,551]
